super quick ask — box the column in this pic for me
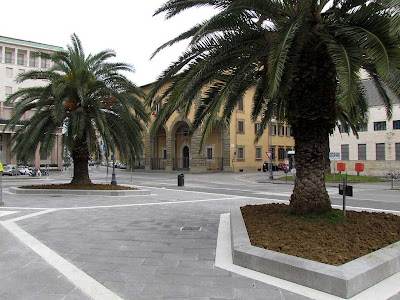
[190,128,206,173]
[34,146,40,169]
[144,131,152,171]
[223,127,232,171]
[165,133,173,172]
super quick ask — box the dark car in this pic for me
[263,162,279,172]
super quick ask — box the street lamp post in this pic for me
[111,147,117,186]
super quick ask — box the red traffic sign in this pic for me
[266,152,272,158]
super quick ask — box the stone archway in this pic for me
[180,142,191,169]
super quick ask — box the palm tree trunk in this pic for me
[289,123,331,214]
[286,43,337,215]
[71,137,92,185]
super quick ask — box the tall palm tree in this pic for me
[149,1,400,214]
[5,34,148,185]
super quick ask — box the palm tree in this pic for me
[149,1,400,214]
[5,34,148,185]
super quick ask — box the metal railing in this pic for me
[171,157,224,171]
[172,157,190,170]
[151,158,166,170]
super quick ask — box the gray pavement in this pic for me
[0,168,399,299]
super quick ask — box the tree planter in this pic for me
[230,207,400,299]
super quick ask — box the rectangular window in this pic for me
[278,126,284,136]
[5,86,12,96]
[374,121,386,131]
[278,147,285,160]
[393,120,400,130]
[6,67,13,78]
[41,58,48,69]
[237,120,244,133]
[237,98,244,111]
[254,123,261,134]
[396,143,400,161]
[270,124,276,135]
[238,147,244,160]
[270,146,276,160]
[341,144,349,160]
[206,147,213,160]
[255,147,262,160]
[357,123,368,132]
[29,56,37,67]
[358,144,366,160]
[376,143,385,160]
[17,54,24,65]
[286,126,291,137]
[5,52,12,64]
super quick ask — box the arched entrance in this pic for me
[171,121,191,170]
[182,145,190,169]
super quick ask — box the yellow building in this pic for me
[142,84,295,172]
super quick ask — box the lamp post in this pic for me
[111,147,117,186]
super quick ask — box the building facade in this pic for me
[142,84,295,173]
[329,80,400,176]
[0,36,63,168]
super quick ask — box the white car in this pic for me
[18,166,32,175]
[3,165,18,176]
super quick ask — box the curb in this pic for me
[8,187,151,196]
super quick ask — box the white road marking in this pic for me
[0,211,19,217]
[0,221,122,300]
[215,213,400,300]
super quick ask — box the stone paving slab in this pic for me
[0,225,89,300]
[1,171,399,300]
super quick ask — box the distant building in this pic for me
[0,36,63,168]
[329,80,400,176]
[142,83,295,172]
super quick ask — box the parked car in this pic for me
[2,165,19,176]
[119,163,127,169]
[262,162,279,172]
[18,166,32,175]
[277,163,286,171]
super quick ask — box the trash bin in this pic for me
[178,174,184,186]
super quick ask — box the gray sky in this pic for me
[0,0,215,86]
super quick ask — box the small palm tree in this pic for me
[150,1,400,214]
[5,34,148,185]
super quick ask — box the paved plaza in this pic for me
[0,168,399,300]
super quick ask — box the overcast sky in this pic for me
[0,0,215,86]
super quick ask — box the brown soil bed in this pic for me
[20,184,137,190]
[241,204,400,266]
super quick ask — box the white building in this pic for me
[0,36,63,168]
[329,80,400,176]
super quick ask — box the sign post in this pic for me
[329,152,341,182]
[266,151,273,180]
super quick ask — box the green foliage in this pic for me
[150,0,400,145]
[280,174,386,183]
[4,34,149,168]
[289,209,347,224]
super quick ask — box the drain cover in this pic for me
[180,226,201,231]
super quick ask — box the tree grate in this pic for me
[180,226,201,231]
